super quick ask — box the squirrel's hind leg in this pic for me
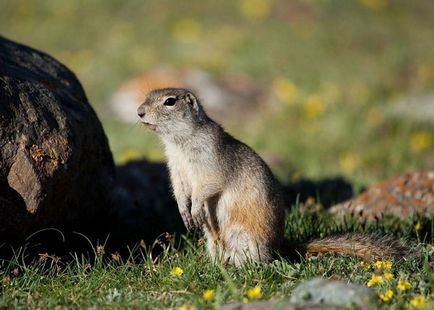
[220,226,273,266]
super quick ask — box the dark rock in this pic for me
[0,36,114,239]
[329,170,434,220]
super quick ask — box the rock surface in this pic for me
[289,278,376,309]
[330,170,434,220]
[222,301,342,310]
[0,36,114,239]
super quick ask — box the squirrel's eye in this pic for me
[164,97,176,106]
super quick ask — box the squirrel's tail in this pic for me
[294,233,410,261]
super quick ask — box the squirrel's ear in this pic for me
[185,91,205,121]
[185,92,200,112]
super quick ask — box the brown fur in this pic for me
[302,233,410,261]
[229,200,273,243]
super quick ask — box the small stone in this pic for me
[221,300,339,310]
[289,278,376,309]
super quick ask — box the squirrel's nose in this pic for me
[137,105,146,118]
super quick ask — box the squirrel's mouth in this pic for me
[142,122,157,131]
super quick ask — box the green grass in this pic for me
[1,0,434,308]
[1,210,433,309]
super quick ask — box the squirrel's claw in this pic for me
[180,210,194,230]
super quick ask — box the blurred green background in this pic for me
[1,0,433,186]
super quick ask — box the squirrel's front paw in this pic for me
[179,209,194,230]
[191,204,206,229]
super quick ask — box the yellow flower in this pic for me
[375,260,392,269]
[374,261,383,269]
[383,272,394,280]
[118,148,141,163]
[366,106,384,127]
[378,290,394,302]
[415,221,422,231]
[358,0,388,11]
[203,289,216,301]
[339,152,360,175]
[409,295,426,308]
[240,0,272,20]
[172,18,203,43]
[410,131,433,153]
[367,274,384,287]
[246,286,262,299]
[272,77,298,104]
[360,261,371,270]
[178,305,194,310]
[304,95,325,119]
[242,297,249,303]
[417,63,434,85]
[397,279,412,291]
[171,266,184,277]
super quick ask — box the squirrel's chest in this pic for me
[166,144,218,177]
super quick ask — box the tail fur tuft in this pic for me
[299,233,410,261]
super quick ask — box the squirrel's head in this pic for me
[137,88,206,137]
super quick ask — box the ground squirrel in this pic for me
[137,88,408,266]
